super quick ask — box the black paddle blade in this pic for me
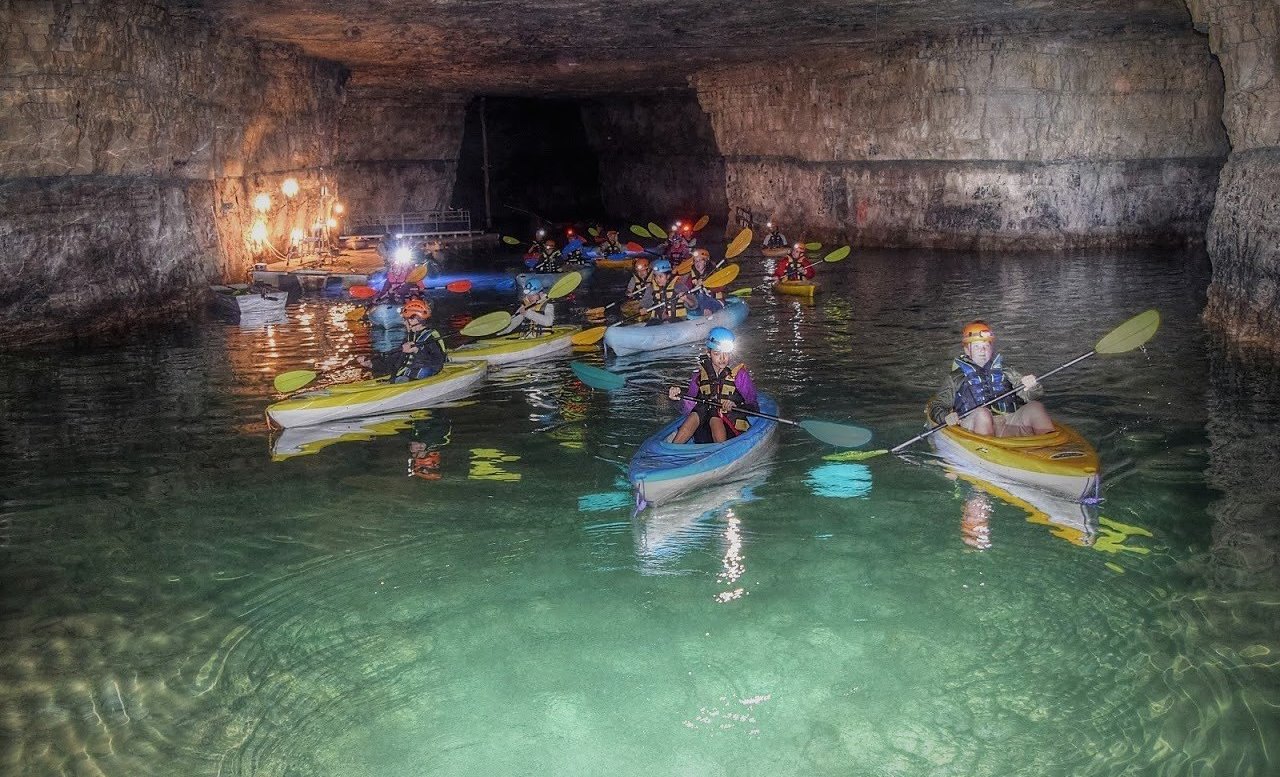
[799,420,873,448]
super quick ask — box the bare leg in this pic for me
[672,413,701,444]
[961,407,996,436]
[709,417,729,443]
[996,400,1054,436]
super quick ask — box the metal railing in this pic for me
[734,205,757,230]
[340,208,476,239]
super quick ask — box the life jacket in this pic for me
[395,327,446,379]
[521,298,552,335]
[953,354,1019,415]
[764,231,786,248]
[627,269,651,297]
[665,236,691,260]
[696,358,750,433]
[649,275,687,321]
[688,263,723,301]
[535,248,561,272]
[782,256,810,280]
[600,240,624,254]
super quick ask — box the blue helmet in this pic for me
[522,277,543,294]
[652,258,672,274]
[706,326,735,353]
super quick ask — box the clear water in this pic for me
[1,247,1276,777]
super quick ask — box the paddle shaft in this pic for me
[628,381,801,428]
[888,349,1096,454]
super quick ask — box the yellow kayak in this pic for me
[449,326,578,366]
[776,279,818,298]
[929,418,1101,502]
[761,246,790,257]
[267,362,486,428]
[594,257,635,270]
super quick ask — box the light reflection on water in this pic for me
[0,247,1276,776]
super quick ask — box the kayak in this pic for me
[515,264,593,293]
[631,466,771,571]
[449,326,579,366]
[368,303,403,328]
[776,279,818,299]
[212,284,287,318]
[761,246,790,257]
[267,362,486,428]
[604,297,749,357]
[593,256,635,270]
[629,394,779,505]
[928,416,1101,502]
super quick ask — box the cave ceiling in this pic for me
[183,0,1194,96]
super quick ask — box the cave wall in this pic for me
[0,0,346,348]
[580,91,727,229]
[1187,0,1280,350]
[691,29,1228,248]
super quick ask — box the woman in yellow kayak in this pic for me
[927,320,1053,437]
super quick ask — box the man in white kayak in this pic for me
[926,320,1053,437]
[666,327,759,444]
[499,277,555,338]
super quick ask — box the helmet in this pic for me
[522,277,543,294]
[652,258,672,274]
[706,327,735,353]
[962,320,994,344]
[692,248,711,261]
[401,299,431,320]
[793,243,806,253]
[606,228,619,236]
[634,256,650,271]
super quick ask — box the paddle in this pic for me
[630,225,652,239]
[406,265,429,284]
[350,279,472,301]
[570,264,741,346]
[588,227,599,237]
[725,228,753,259]
[804,242,822,251]
[501,235,522,245]
[729,245,849,297]
[693,215,710,232]
[648,222,668,240]
[833,309,1162,461]
[625,241,645,253]
[570,361,873,448]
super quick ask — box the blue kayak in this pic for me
[628,393,779,506]
[368,303,403,328]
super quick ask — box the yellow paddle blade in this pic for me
[345,307,366,321]
[703,263,740,289]
[406,264,429,284]
[647,222,667,239]
[274,370,317,393]
[1096,309,1160,354]
[548,271,582,299]
[675,258,693,275]
[630,224,652,238]
[501,235,521,245]
[804,242,822,251]
[571,325,608,346]
[588,227,599,237]
[729,288,752,298]
[460,310,512,337]
[693,214,710,231]
[823,245,851,263]
[726,228,753,259]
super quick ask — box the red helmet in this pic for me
[401,299,431,320]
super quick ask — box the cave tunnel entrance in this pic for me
[454,96,604,239]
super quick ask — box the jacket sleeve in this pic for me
[422,338,446,375]
[735,368,760,412]
[926,372,959,426]
[1001,365,1044,403]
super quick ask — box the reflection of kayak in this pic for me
[950,469,1099,546]
[776,279,818,298]
[594,256,635,270]
[761,246,789,257]
[449,326,579,366]
[604,298,748,357]
[928,416,1101,501]
[368,303,403,328]
[267,362,486,428]
[629,394,779,505]
[632,466,770,573]
[515,264,593,292]
[271,411,429,461]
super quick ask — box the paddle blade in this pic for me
[799,420,874,449]
[823,245,851,263]
[625,241,644,253]
[571,326,608,346]
[274,370,317,393]
[445,280,473,293]
[548,271,582,299]
[729,288,752,298]
[648,222,667,239]
[693,215,710,231]
[460,310,512,337]
[1096,309,1160,354]
[501,235,521,245]
[703,263,740,289]
[570,361,627,391]
[675,258,693,275]
[804,242,822,251]
[630,225,652,238]
[823,448,890,461]
[726,228,753,259]
[406,265,429,284]
[344,307,365,321]
[349,285,377,300]
[588,227,599,237]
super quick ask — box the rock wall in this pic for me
[1187,0,1280,350]
[0,1,348,348]
[692,29,1228,248]
[580,91,727,228]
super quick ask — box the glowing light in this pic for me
[326,218,338,228]
[281,178,300,197]
[290,227,304,245]
[333,202,344,214]
[312,220,324,232]
[252,192,272,213]
[393,246,413,265]
[250,220,268,243]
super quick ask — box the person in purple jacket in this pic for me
[665,327,759,444]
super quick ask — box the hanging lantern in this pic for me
[282,178,300,198]
[250,220,268,244]
[252,192,272,213]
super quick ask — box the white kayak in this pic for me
[449,326,578,366]
[266,362,486,428]
[604,298,748,357]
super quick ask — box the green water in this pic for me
[1,249,1276,777]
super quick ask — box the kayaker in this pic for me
[773,244,816,282]
[926,320,1054,437]
[640,258,693,324]
[686,249,725,315]
[526,228,548,255]
[665,327,759,444]
[660,226,693,262]
[598,229,625,256]
[762,222,787,249]
[534,239,562,272]
[392,299,447,383]
[499,278,555,338]
[625,256,652,301]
